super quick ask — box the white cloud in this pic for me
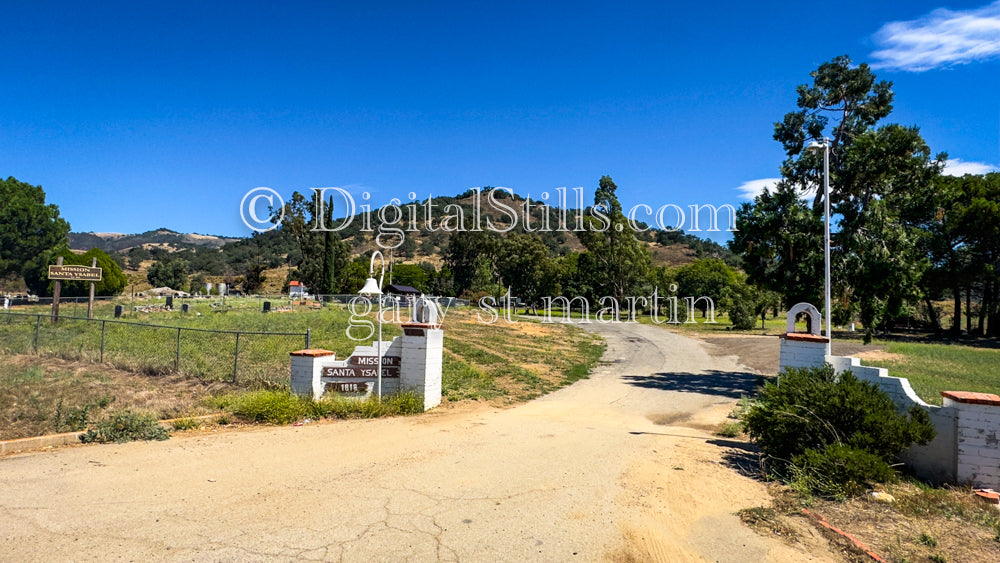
[871,1,1000,71]
[735,178,819,203]
[735,178,781,200]
[943,158,1000,176]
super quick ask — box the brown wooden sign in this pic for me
[321,355,401,379]
[48,265,103,281]
[325,381,370,394]
[348,355,401,368]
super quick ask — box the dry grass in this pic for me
[0,306,605,438]
[440,309,605,403]
[741,482,1000,563]
[0,355,233,440]
[649,242,698,267]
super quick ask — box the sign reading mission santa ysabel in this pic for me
[48,265,103,281]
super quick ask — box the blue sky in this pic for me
[2,1,998,241]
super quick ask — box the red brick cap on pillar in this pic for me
[975,489,1000,504]
[940,391,1000,406]
[290,349,335,357]
[782,332,830,343]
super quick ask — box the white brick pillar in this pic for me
[400,323,442,411]
[290,349,334,400]
[779,333,830,371]
[944,391,1000,489]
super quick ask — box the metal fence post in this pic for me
[175,327,181,372]
[233,332,241,383]
[33,314,41,352]
[100,320,106,363]
[305,328,311,349]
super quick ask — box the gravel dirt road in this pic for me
[1,322,838,562]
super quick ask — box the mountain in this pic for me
[69,229,240,253]
[69,190,739,275]
[317,188,739,269]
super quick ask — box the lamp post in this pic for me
[806,138,832,356]
[358,251,386,400]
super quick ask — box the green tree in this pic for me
[398,236,417,259]
[723,280,781,330]
[240,262,267,294]
[274,191,323,292]
[730,186,824,307]
[126,246,149,270]
[147,259,189,290]
[444,230,499,297]
[2,177,71,293]
[38,248,128,297]
[126,247,149,270]
[339,260,369,294]
[391,263,430,292]
[577,176,651,301]
[80,248,127,296]
[556,252,590,300]
[495,233,561,308]
[773,56,894,211]
[732,56,943,340]
[955,173,1000,336]
[189,272,208,295]
[673,258,739,317]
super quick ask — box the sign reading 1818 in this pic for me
[321,355,401,378]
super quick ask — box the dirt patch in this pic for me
[613,436,841,562]
[504,320,552,337]
[647,402,735,433]
[695,334,884,376]
[853,349,906,363]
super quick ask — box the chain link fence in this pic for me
[0,311,308,386]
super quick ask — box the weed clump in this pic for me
[209,389,425,425]
[171,417,200,431]
[313,391,424,419]
[80,410,170,443]
[211,390,309,424]
[741,364,935,497]
[55,395,115,432]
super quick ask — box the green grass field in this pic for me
[857,340,1000,406]
[640,311,790,334]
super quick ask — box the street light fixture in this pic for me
[358,251,385,400]
[806,138,832,356]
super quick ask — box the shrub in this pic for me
[741,364,935,495]
[725,286,759,330]
[791,444,898,497]
[715,421,743,438]
[80,411,170,443]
